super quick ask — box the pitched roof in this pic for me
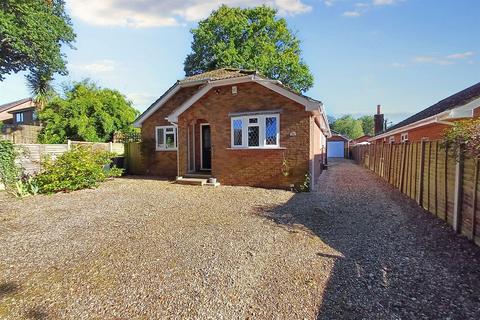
[383,82,480,133]
[179,68,258,84]
[0,98,32,113]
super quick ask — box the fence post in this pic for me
[109,141,113,152]
[417,140,426,206]
[471,159,478,240]
[453,147,464,233]
[67,139,71,151]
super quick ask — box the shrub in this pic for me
[0,140,21,189]
[34,146,123,194]
[443,119,480,160]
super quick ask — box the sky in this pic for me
[0,0,479,125]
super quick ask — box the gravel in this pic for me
[0,159,479,319]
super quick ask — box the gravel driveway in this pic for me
[0,159,480,319]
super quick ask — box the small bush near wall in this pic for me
[34,146,123,194]
[0,140,21,189]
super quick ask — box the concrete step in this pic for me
[176,177,208,186]
[184,173,212,179]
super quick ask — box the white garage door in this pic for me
[327,141,345,158]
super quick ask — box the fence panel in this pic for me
[351,141,479,246]
[14,141,124,175]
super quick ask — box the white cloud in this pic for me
[373,0,397,5]
[68,0,312,28]
[391,62,406,68]
[343,10,362,17]
[70,60,116,73]
[324,0,335,7]
[412,56,453,66]
[446,51,475,60]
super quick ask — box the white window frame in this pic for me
[389,136,395,144]
[230,114,280,148]
[400,132,409,143]
[155,125,177,151]
[15,112,24,123]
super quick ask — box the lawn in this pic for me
[0,178,335,319]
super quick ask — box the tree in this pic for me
[0,0,75,81]
[331,115,364,140]
[26,66,56,108]
[184,5,314,93]
[38,80,139,144]
[358,115,374,136]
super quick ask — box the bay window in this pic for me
[156,126,177,151]
[230,114,280,148]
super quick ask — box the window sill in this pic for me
[156,148,177,152]
[227,147,286,150]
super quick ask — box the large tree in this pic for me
[331,115,364,140]
[358,115,374,136]
[0,0,75,81]
[184,5,314,93]
[38,80,139,143]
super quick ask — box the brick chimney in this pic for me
[374,105,384,135]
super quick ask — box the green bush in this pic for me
[0,140,21,189]
[35,146,123,194]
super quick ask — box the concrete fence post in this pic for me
[67,139,71,151]
[417,140,426,206]
[453,147,464,233]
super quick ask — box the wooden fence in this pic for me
[16,141,125,174]
[125,142,145,175]
[1,124,42,144]
[351,141,480,246]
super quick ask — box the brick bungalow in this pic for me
[371,82,480,143]
[134,69,331,190]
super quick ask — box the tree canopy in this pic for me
[331,115,364,140]
[184,5,314,93]
[38,81,139,143]
[0,0,75,81]
[358,115,374,136]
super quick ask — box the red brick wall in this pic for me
[141,85,200,177]
[177,82,316,189]
[372,123,451,144]
[474,106,480,118]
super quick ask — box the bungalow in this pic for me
[134,68,331,189]
[371,82,480,143]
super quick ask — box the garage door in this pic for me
[327,141,345,158]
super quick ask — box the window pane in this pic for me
[233,119,243,146]
[265,117,277,145]
[165,133,175,148]
[248,126,259,146]
[157,128,164,148]
[249,118,258,124]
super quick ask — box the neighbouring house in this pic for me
[352,134,372,146]
[371,82,480,143]
[0,98,42,143]
[0,98,39,125]
[327,130,350,158]
[134,68,331,189]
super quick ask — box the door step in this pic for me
[184,173,212,179]
[176,177,220,187]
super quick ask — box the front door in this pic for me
[201,124,211,170]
